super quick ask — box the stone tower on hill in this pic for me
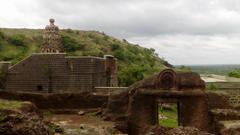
[40,19,65,53]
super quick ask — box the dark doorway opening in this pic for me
[37,85,43,91]
[158,99,179,128]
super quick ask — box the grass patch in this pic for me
[159,104,178,128]
[43,111,53,116]
[0,99,25,110]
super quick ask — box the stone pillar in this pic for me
[104,55,118,87]
[128,94,158,135]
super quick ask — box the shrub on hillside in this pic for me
[207,83,218,91]
[111,43,120,51]
[113,49,125,60]
[61,35,84,52]
[8,34,26,46]
[118,66,145,86]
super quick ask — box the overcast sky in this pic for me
[1,0,240,65]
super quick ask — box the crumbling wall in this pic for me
[0,91,108,109]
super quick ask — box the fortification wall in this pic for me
[5,54,112,93]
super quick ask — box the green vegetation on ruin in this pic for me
[0,28,171,86]
[0,99,25,110]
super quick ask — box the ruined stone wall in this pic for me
[6,53,67,92]
[0,91,108,109]
[66,57,107,92]
[5,54,113,93]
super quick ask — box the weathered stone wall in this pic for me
[5,53,117,93]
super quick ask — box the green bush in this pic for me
[228,69,240,78]
[61,35,84,52]
[103,35,109,41]
[207,83,218,91]
[8,34,26,46]
[111,44,120,51]
[118,66,145,86]
[113,49,125,60]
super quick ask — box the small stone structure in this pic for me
[0,19,118,93]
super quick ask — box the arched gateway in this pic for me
[127,69,208,134]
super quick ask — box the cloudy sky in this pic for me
[1,0,240,65]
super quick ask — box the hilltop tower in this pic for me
[41,19,64,53]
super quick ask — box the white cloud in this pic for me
[1,0,240,64]
[128,34,240,65]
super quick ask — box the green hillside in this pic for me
[0,28,172,86]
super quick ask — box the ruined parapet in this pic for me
[104,55,118,87]
[41,19,64,53]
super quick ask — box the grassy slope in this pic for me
[0,28,171,86]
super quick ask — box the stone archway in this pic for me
[127,69,209,135]
[155,69,177,90]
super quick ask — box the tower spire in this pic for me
[40,19,64,53]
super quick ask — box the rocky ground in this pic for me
[0,99,53,135]
[0,99,122,135]
[44,114,121,135]
[0,99,217,135]
[146,126,214,135]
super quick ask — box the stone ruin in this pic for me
[1,68,240,134]
[103,69,240,135]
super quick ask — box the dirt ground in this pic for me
[45,114,121,135]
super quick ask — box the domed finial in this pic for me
[49,18,55,25]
